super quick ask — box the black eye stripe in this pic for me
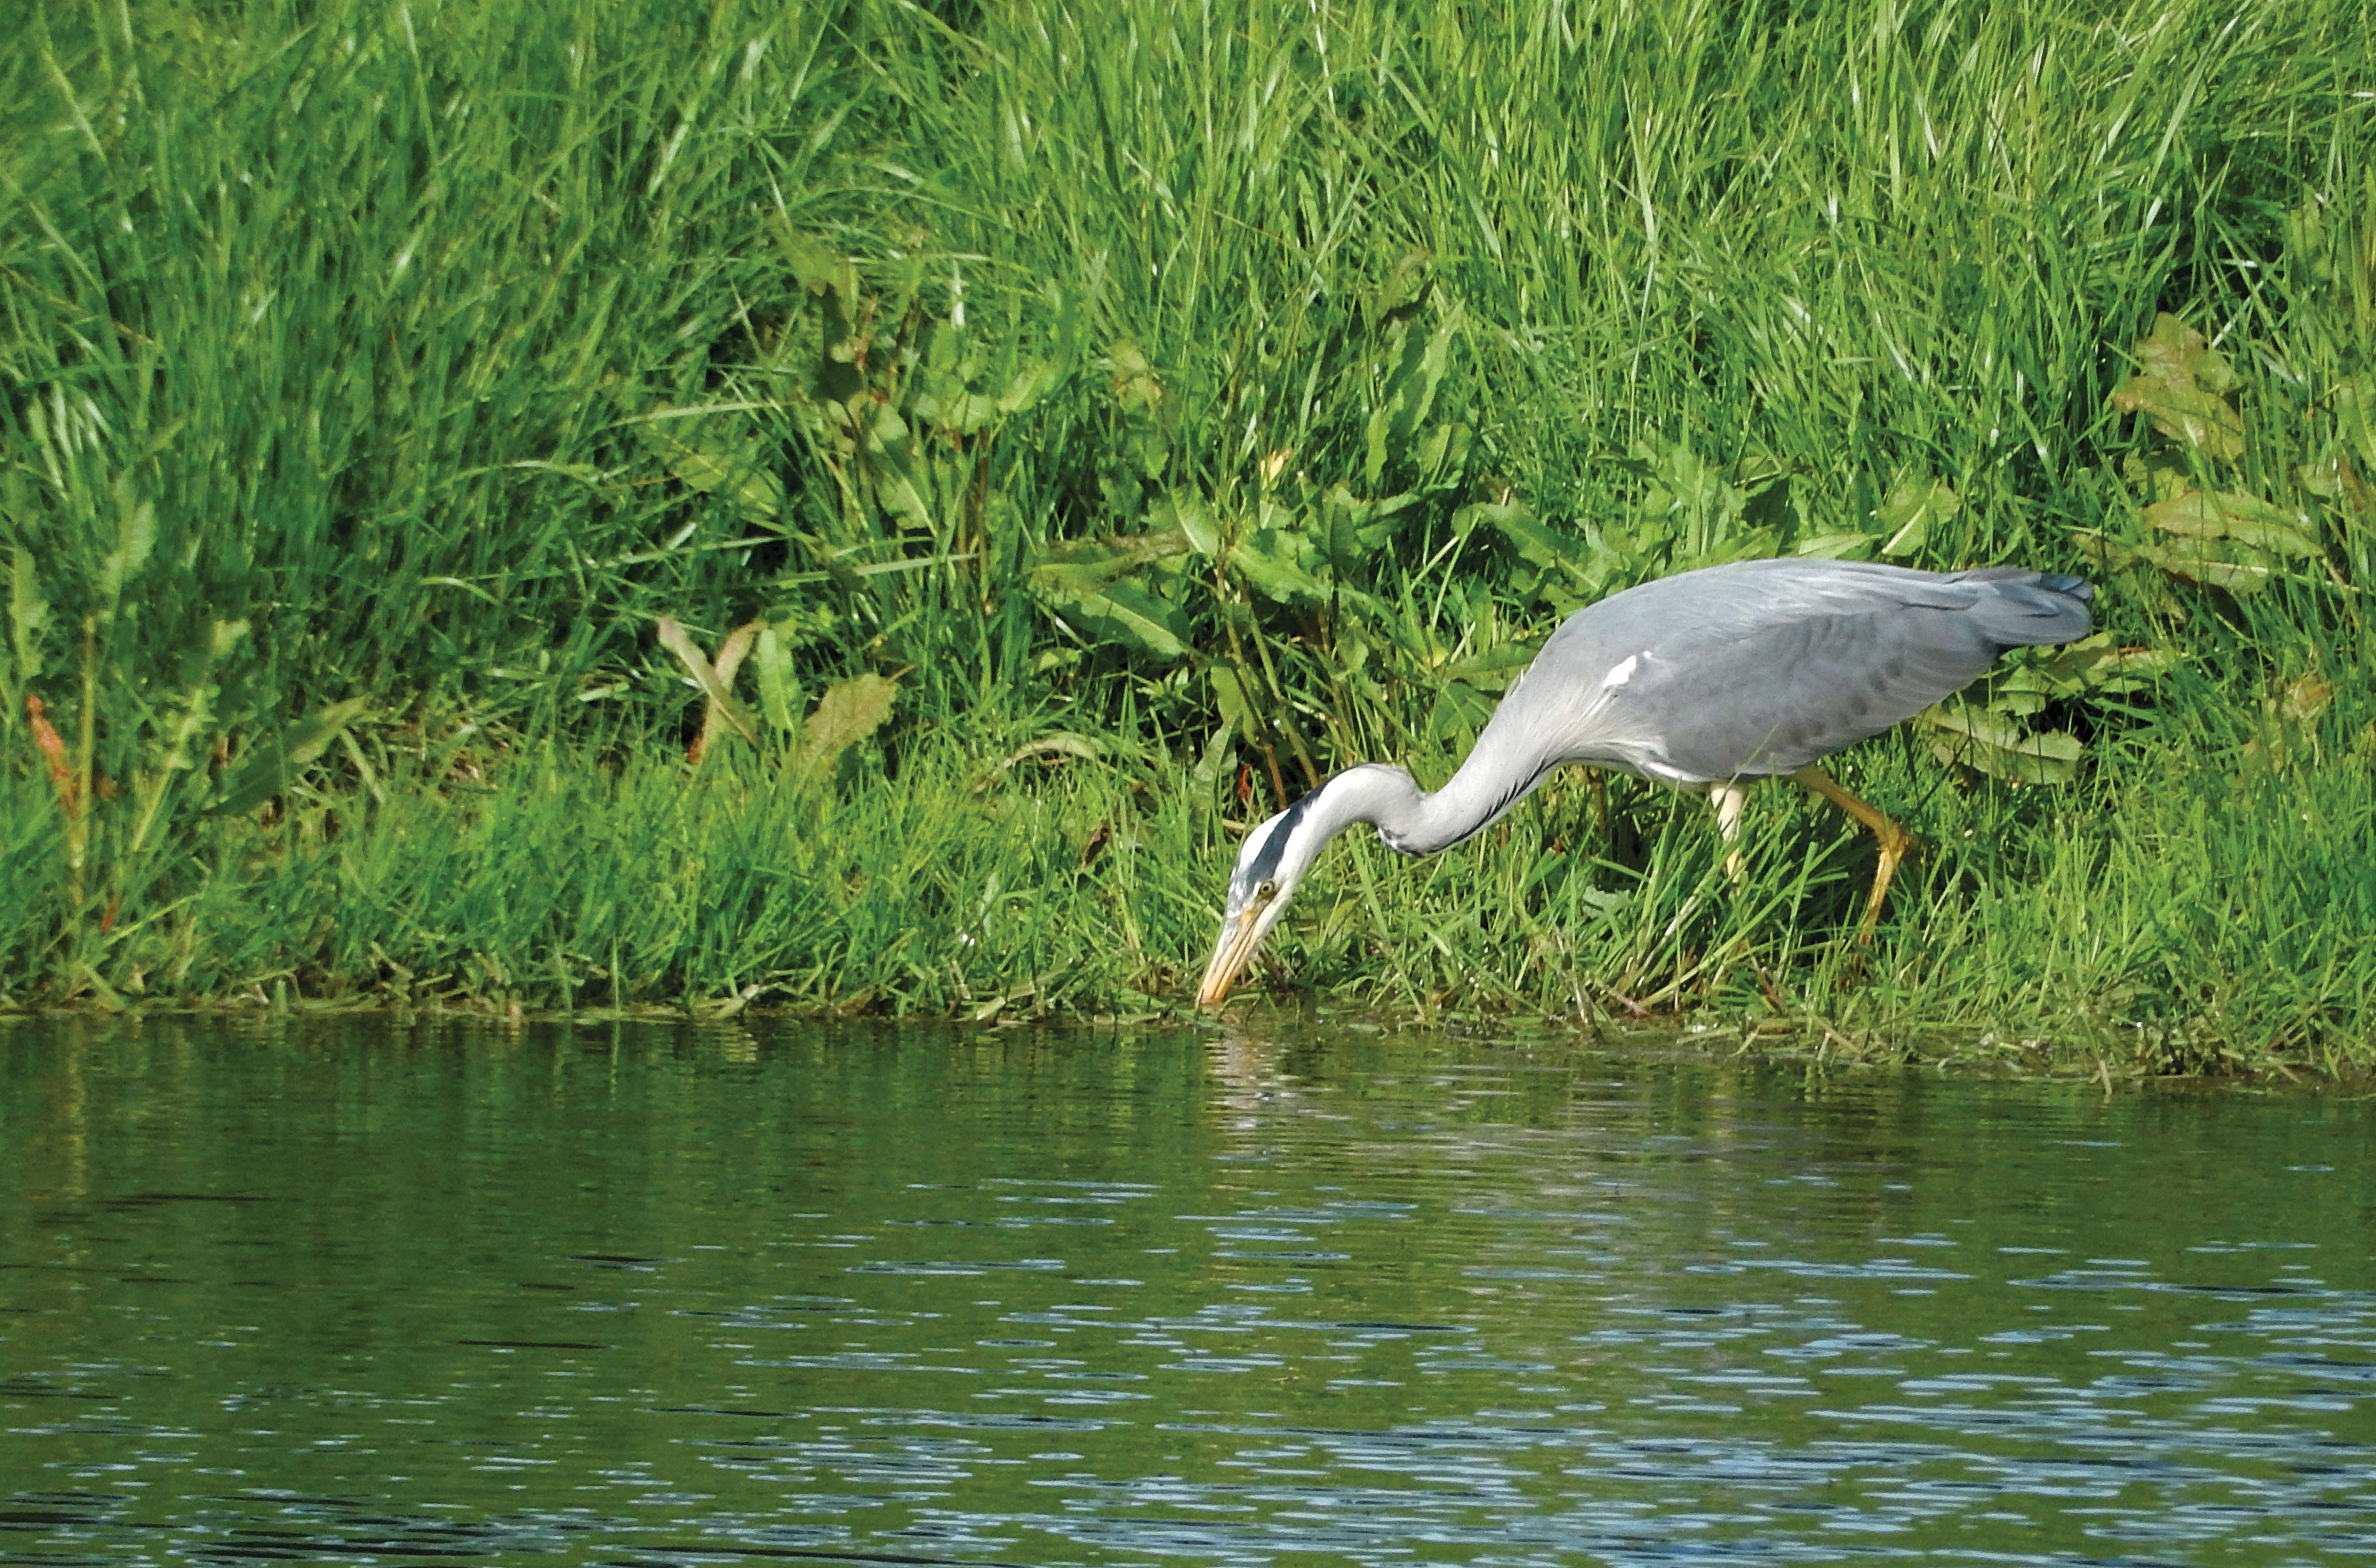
[1238,796,1313,889]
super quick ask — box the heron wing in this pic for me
[1617,609,1988,779]
[1606,567,2089,779]
[1478,563,2088,784]
[1412,561,2091,828]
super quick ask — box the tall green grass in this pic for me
[1,0,2371,1067]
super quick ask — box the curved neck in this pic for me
[1316,755,1552,858]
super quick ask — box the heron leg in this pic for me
[1790,766,1916,941]
[1708,780,1753,882]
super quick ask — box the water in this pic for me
[1,1016,2370,1567]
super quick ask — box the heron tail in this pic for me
[1974,570,2094,648]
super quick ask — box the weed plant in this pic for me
[1,0,2371,1069]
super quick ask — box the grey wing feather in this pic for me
[1610,565,2093,779]
[1625,606,2001,777]
[1474,561,2093,787]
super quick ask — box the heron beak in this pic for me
[1195,894,1274,1009]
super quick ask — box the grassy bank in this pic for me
[4,689,2369,1074]
[2,0,2372,1069]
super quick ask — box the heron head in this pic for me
[1195,766,1413,1009]
[1195,802,1316,1008]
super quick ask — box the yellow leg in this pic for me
[1790,766,1917,941]
[1708,780,1753,882]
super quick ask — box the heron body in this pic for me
[1196,557,2094,1007]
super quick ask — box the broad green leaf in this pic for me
[859,403,935,529]
[2110,315,2246,462]
[800,673,898,776]
[754,626,799,732]
[1232,526,1331,607]
[655,615,761,745]
[1634,441,1757,563]
[1159,493,1221,558]
[2133,540,2280,593]
[1365,307,1460,486]
[2033,634,2172,694]
[2242,694,2332,775]
[1363,397,1397,492]
[2134,311,2241,394]
[989,734,1107,778]
[1049,579,1191,660]
[1875,475,1959,557]
[1792,531,1876,560]
[920,316,967,379]
[1643,439,1725,516]
[997,360,1062,415]
[1110,340,1161,410]
[1189,716,1238,790]
[1436,641,1538,695]
[97,478,156,613]
[1374,250,1432,319]
[1124,425,1170,481]
[207,697,369,817]
[1322,486,1373,565]
[8,543,49,686]
[1456,501,1564,571]
[1329,484,1428,557]
[2143,491,2320,556]
[1414,419,1471,481]
[1919,703,2083,785]
[1406,312,1458,434]
[1740,483,1802,540]
[2267,673,2335,725]
[1026,531,1192,599]
[1426,681,1497,744]
[1209,665,1252,733]
[2333,377,2376,481]
[774,227,844,293]
[920,387,1005,436]
[637,414,785,528]
[1028,542,1133,598]
[2067,529,2132,570]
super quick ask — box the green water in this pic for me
[1,1017,2370,1566]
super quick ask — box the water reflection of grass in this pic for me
[1,0,2369,1067]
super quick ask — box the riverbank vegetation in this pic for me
[3,0,2372,1071]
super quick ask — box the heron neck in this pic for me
[1323,753,1545,858]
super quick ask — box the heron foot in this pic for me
[1790,766,1920,942]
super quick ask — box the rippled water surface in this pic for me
[2,1017,2371,1565]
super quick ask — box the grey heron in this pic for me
[1196,557,2094,1007]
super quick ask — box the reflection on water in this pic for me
[1,1015,2370,1565]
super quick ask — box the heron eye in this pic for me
[1256,879,1277,900]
